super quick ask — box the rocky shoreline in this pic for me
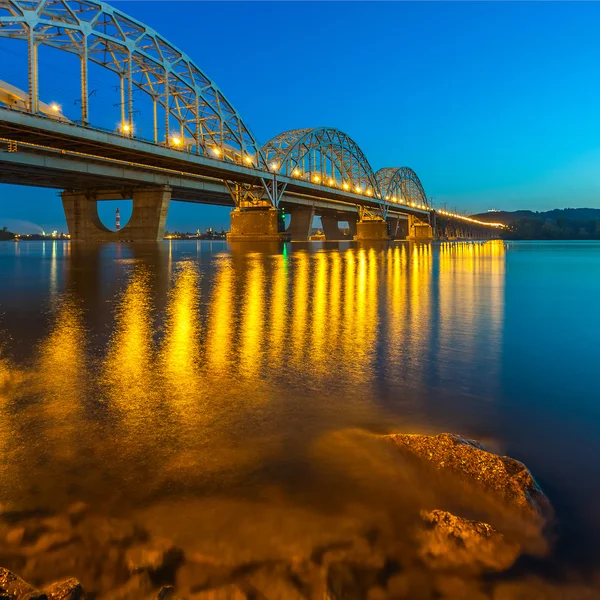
[1,433,598,599]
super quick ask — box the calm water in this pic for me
[1,240,599,574]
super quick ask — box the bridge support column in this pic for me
[226,207,291,242]
[61,185,171,242]
[286,207,315,241]
[320,214,347,241]
[408,214,434,241]
[354,219,390,241]
[346,218,357,238]
[387,216,408,240]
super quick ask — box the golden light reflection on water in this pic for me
[239,256,265,380]
[327,252,342,350]
[103,267,157,415]
[292,251,309,365]
[206,257,234,376]
[37,294,88,465]
[159,262,203,408]
[0,240,508,512]
[268,253,288,370]
[311,251,329,377]
[437,241,505,388]
[37,294,87,414]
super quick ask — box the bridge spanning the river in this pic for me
[0,0,503,242]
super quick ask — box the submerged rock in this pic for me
[386,433,552,524]
[0,566,46,599]
[417,509,520,573]
[42,578,83,600]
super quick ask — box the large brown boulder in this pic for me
[386,433,553,557]
[387,433,551,521]
[0,566,47,599]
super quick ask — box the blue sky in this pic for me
[1,0,600,232]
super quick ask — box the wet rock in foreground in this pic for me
[386,433,552,524]
[0,567,46,599]
[417,509,520,573]
[3,431,600,598]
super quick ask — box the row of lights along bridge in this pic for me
[46,102,500,229]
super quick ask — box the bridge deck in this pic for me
[0,108,428,218]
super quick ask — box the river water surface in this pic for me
[0,240,599,592]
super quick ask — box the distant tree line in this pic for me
[472,209,600,240]
[0,227,15,241]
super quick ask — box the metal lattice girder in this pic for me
[0,0,263,165]
[376,167,429,208]
[262,127,381,198]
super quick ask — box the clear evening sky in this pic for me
[1,0,599,233]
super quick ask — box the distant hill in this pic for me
[470,208,600,240]
[472,208,600,224]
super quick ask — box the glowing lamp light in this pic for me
[292,168,302,177]
[366,189,373,196]
[50,103,60,112]
[270,162,279,172]
[121,123,131,134]
[212,147,221,156]
[355,186,362,194]
[342,182,350,190]
[171,136,182,147]
[385,195,390,201]
[392,196,397,202]
[244,155,253,164]
[312,175,321,183]
[328,178,335,186]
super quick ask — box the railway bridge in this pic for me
[0,0,503,242]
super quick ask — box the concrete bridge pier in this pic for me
[354,218,390,241]
[226,207,291,242]
[286,206,315,241]
[61,185,172,242]
[408,214,434,241]
[321,214,349,241]
[387,215,408,240]
[345,218,357,238]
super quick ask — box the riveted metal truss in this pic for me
[0,0,263,165]
[357,205,385,221]
[224,177,287,209]
[0,1,455,220]
[376,167,428,209]
[262,127,381,198]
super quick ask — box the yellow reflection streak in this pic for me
[103,267,157,415]
[159,262,202,405]
[353,248,368,371]
[386,246,408,368]
[292,252,309,365]
[408,243,432,379]
[310,251,329,376]
[206,257,234,376]
[49,241,58,299]
[340,249,358,379]
[327,252,342,349]
[438,241,506,380]
[239,257,265,379]
[365,247,379,355]
[35,293,87,460]
[268,254,289,370]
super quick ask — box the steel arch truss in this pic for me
[0,0,262,165]
[376,167,429,209]
[262,127,380,198]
